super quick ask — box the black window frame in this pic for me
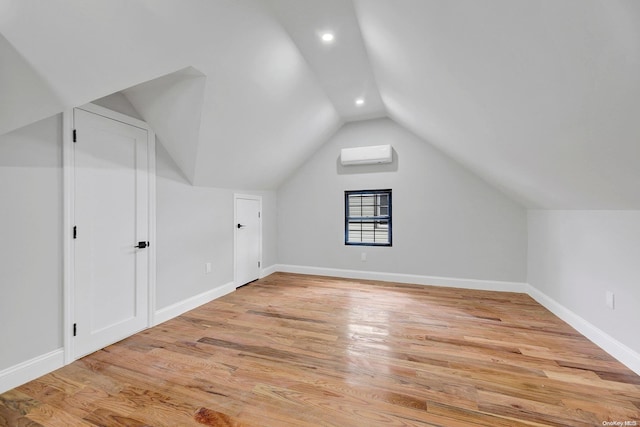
[344,189,392,247]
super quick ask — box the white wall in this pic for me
[528,210,640,355]
[278,118,527,282]
[155,143,277,310]
[93,94,279,310]
[0,102,278,391]
[0,115,63,370]
[92,92,143,121]
[0,34,63,136]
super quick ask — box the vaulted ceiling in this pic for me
[1,0,639,208]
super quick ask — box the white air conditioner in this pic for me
[340,144,392,166]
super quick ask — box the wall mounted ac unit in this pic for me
[340,144,392,166]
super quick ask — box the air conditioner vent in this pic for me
[340,144,392,166]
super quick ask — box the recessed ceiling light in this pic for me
[321,32,335,43]
[355,98,365,106]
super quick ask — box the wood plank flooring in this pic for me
[2,272,639,426]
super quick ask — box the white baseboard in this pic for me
[1,283,237,394]
[154,281,236,325]
[0,348,64,394]
[275,264,528,293]
[3,270,637,398]
[527,285,640,376]
[260,264,278,278]
[273,264,640,376]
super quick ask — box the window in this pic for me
[345,189,392,246]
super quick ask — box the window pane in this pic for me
[345,189,392,246]
[348,194,378,217]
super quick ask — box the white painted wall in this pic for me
[155,143,277,310]
[80,95,280,315]
[0,34,63,136]
[92,92,143,121]
[0,115,63,370]
[260,192,278,270]
[528,210,640,355]
[278,118,527,282]
[125,68,207,185]
[0,101,278,391]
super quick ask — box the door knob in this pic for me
[237,224,246,229]
[135,241,149,249]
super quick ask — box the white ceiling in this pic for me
[264,0,386,122]
[1,0,639,208]
[124,67,207,185]
[356,0,640,209]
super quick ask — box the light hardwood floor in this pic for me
[1,272,639,426]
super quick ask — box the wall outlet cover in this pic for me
[606,291,615,310]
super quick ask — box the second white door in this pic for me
[235,195,261,287]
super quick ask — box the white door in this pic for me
[235,195,261,287]
[73,108,150,358]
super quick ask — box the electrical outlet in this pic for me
[606,291,615,310]
[361,252,367,262]
[205,262,212,274]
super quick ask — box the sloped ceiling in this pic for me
[356,0,640,209]
[0,33,63,135]
[1,0,639,208]
[0,0,341,190]
[124,67,207,185]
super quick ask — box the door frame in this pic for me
[62,103,156,364]
[233,193,262,287]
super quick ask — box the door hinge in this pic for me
[73,323,77,337]
[73,226,77,239]
[258,212,261,218]
[73,129,77,143]
[258,261,261,268]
